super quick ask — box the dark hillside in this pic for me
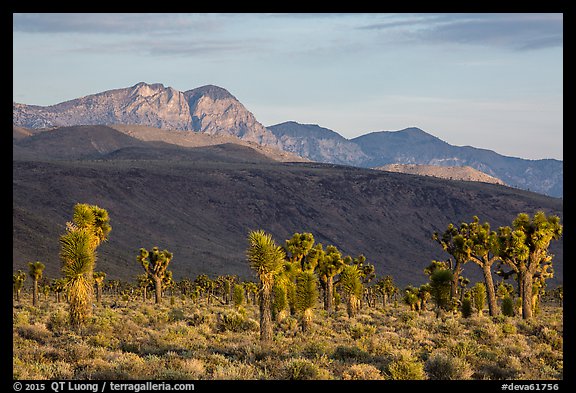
[13,155,563,289]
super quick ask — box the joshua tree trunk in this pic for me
[324,276,334,314]
[521,274,534,320]
[260,280,274,342]
[301,308,313,332]
[153,276,162,304]
[32,279,39,307]
[482,264,499,317]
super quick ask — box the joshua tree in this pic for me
[233,283,245,309]
[137,273,153,302]
[294,271,318,332]
[246,230,285,342]
[28,261,45,307]
[60,203,111,327]
[316,244,345,314]
[429,268,454,317]
[463,216,501,316]
[433,224,472,301]
[13,270,27,302]
[137,247,173,304]
[285,232,315,270]
[93,271,106,304]
[470,282,486,316]
[403,286,421,311]
[339,264,363,318]
[50,278,67,303]
[498,211,562,319]
[375,275,398,308]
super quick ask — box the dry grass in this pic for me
[12,294,563,380]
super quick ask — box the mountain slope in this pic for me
[267,121,368,166]
[375,163,506,185]
[352,128,563,197]
[13,144,563,289]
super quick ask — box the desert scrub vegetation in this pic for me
[13,208,563,380]
[13,291,562,380]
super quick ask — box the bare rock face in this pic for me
[185,85,279,147]
[13,82,279,148]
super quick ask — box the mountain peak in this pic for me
[185,85,235,102]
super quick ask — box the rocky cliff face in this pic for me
[13,82,279,148]
[185,85,278,147]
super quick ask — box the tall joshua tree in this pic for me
[137,247,173,304]
[28,261,45,307]
[464,216,501,316]
[339,264,363,318]
[316,244,345,315]
[13,270,27,302]
[246,230,285,343]
[498,211,562,319]
[60,203,111,327]
[433,224,471,301]
[294,271,318,332]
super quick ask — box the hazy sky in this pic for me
[13,13,563,160]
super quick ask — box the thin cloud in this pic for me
[360,13,563,51]
[12,13,214,35]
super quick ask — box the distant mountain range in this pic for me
[13,82,562,197]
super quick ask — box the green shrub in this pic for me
[168,308,185,322]
[502,322,517,336]
[332,345,371,363]
[46,309,68,332]
[461,298,473,318]
[386,357,426,380]
[501,296,515,317]
[425,352,473,380]
[217,311,258,333]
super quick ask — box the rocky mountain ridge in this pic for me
[13,82,562,197]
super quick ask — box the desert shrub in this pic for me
[217,310,258,333]
[17,323,52,344]
[425,352,474,380]
[277,315,299,336]
[348,322,377,340]
[342,363,384,380]
[168,308,186,322]
[448,340,478,359]
[46,309,69,332]
[212,361,259,380]
[386,356,426,380]
[13,309,31,326]
[501,322,517,336]
[283,358,331,380]
[301,340,332,359]
[332,345,372,363]
[87,333,120,350]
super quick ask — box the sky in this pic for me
[13,13,563,160]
